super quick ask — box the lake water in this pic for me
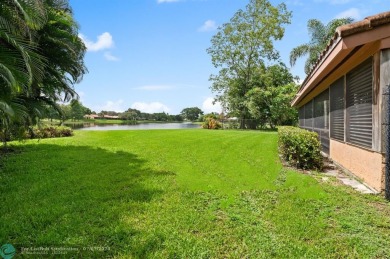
[73,122,200,131]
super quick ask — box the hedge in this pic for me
[28,126,73,139]
[278,126,322,170]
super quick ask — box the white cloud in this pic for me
[79,32,114,52]
[198,20,218,32]
[202,97,222,114]
[157,0,180,3]
[134,85,173,91]
[131,102,170,113]
[335,8,361,20]
[104,52,119,61]
[100,100,125,112]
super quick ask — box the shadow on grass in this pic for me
[0,144,174,257]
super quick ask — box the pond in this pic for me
[69,122,201,131]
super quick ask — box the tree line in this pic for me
[46,101,206,122]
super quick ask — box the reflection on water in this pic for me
[68,122,200,131]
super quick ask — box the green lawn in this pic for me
[1,130,390,258]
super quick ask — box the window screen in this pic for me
[313,89,330,154]
[304,100,313,129]
[346,57,373,148]
[299,107,305,127]
[314,89,329,129]
[330,77,345,141]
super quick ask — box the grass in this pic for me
[1,129,390,258]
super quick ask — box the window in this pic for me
[313,89,330,154]
[314,89,329,129]
[346,57,373,148]
[299,107,305,127]
[330,77,345,141]
[304,100,313,129]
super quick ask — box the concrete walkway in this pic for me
[321,159,378,194]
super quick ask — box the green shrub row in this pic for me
[28,126,73,139]
[278,126,322,170]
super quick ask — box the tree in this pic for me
[170,114,183,122]
[268,83,299,126]
[59,104,71,121]
[180,107,204,121]
[70,100,84,120]
[289,18,353,74]
[119,108,141,120]
[153,112,169,121]
[0,0,46,93]
[99,111,119,117]
[207,0,291,129]
[0,0,87,146]
[0,0,47,145]
[83,107,93,115]
[245,63,298,129]
[21,0,87,125]
[34,0,87,103]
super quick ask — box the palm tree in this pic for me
[0,0,87,146]
[290,18,353,75]
[0,0,46,89]
[0,0,47,145]
[26,0,87,121]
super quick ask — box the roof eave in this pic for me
[291,36,345,106]
[292,10,390,107]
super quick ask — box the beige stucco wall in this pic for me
[330,139,385,191]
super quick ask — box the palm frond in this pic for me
[307,19,326,46]
[289,44,311,67]
[290,17,353,74]
[325,17,354,39]
[9,0,47,30]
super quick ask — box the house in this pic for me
[292,11,390,192]
[84,114,100,119]
[84,114,120,120]
[103,115,120,119]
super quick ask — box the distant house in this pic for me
[292,11,390,192]
[84,114,120,120]
[84,114,100,120]
[103,115,120,119]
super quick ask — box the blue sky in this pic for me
[69,0,389,114]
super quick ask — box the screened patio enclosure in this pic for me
[298,57,374,154]
[292,11,390,191]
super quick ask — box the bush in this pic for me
[202,117,222,130]
[278,126,322,170]
[29,126,73,139]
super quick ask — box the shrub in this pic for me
[29,126,73,139]
[278,126,322,170]
[202,117,222,130]
[224,120,240,129]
